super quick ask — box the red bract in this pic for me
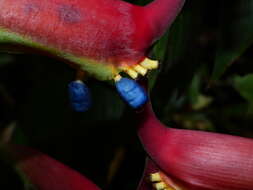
[137,104,253,190]
[138,158,186,190]
[0,0,184,80]
[138,158,160,190]
[2,144,100,190]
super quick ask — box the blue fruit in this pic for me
[68,81,92,112]
[115,78,148,109]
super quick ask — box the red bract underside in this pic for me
[137,104,253,190]
[0,0,184,67]
[4,144,100,190]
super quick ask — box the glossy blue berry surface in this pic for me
[68,81,92,112]
[116,78,148,109]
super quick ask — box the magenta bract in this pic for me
[137,104,253,190]
[3,144,100,190]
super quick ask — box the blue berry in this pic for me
[68,81,92,112]
[115,78,148,109]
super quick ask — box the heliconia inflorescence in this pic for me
[0,0,185,110]
[137,103,253,190]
